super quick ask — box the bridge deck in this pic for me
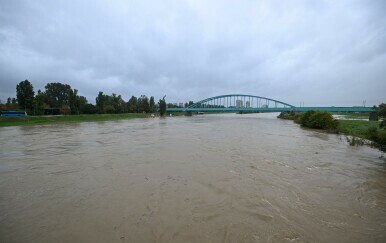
[166,107,373,113]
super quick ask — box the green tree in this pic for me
[111,93,126,113]
[77,96,88,114]
[33,90,45,115]
[138,95,150,113]
[96,91,107,113]
[377,103,386,129]
[368,103,386,153]
[159,96,166,116]
[149,96,155,113]
[6,97,11,107]
[96,92,127,114]
[44,82,73,108]
[81,104,98,114]
[68,89,88,115]
[16,80,35,111]
[127,96,138,113]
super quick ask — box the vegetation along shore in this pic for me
[278,104,386,152]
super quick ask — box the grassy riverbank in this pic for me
[0,113,149,127]
[337,120,379,139]
[278,111,385,152]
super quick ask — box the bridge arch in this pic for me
[187,94,294,109]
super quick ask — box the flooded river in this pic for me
[1,113,385,242]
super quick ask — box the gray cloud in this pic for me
[0,0,385,106]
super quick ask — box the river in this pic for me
[0,113,385,242]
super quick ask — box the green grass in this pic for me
[337,120,380,139]
[0,113,149,127]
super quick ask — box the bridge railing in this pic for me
[166,94,373,113]
[167,106,373,113]
[186,94,294,110]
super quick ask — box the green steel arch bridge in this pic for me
[166,94,373,113]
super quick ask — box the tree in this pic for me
[96,91,106,113]
[33,90,45,115]
[69,89,79,114]
[44,82,73,108]
[377,103,386,129]
[81,104,98,114]
[127,96,138,113]
[137,95,150,113]
[149,96,155,113]
[96,92,127,114]
[16,80,35,111]
[159,96,167,116]
[6,97,11,107]
[111,93,126,113]
[69,89,88,115]
[77,96,88,113]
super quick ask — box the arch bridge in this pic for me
[166,94,373,113]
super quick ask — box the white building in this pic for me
[236,100,243,108]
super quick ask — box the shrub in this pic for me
[367,127,378,141]
[378,131,386,152]
[277,111,295,120]
[296,110,338,130]
[307,111,339,130]
[366,127,386,152]
[300,110,316,126]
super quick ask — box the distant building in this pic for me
[236,100,243,108]
[246,101,250,108]
[179,103,184,108]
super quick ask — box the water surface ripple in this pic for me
[0,113,385,242]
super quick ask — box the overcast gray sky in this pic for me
[0,0,385,106]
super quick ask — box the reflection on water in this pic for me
[1,113,385,243]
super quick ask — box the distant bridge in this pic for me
[166,94,373,113]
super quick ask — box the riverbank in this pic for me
[0,113,149,127]
[278,111,385,152]
[337,120,379,139]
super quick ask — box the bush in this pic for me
[307,111,339,130]
[296,110,338,130]
[300,110,316,126]
[367,127,378,141]
[277,111,296,120]
[366,127,386,152]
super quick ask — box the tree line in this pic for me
[1,80,167,116]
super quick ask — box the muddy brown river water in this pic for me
[1,113,386,242]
